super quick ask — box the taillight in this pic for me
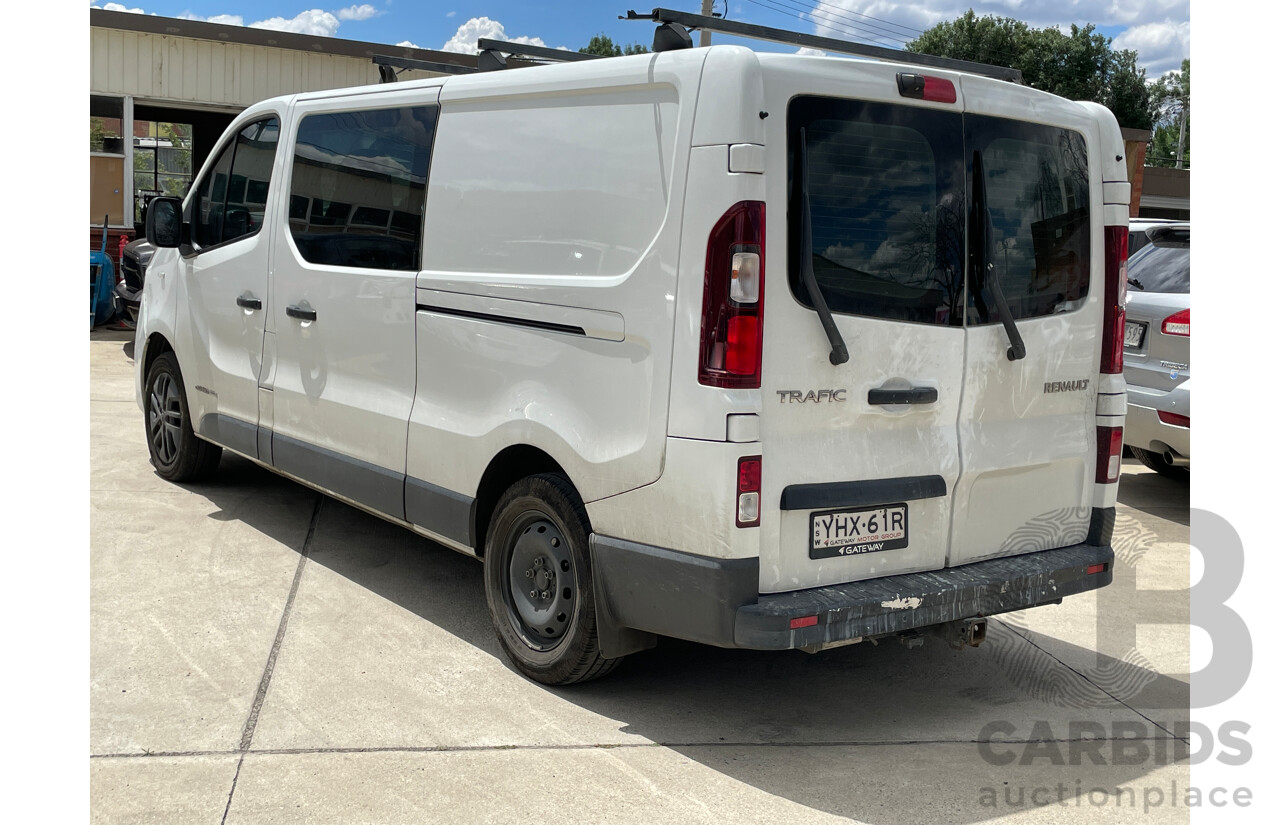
[700,201,764,388]
[736,455,761,528]
[1161,308,1190,337]
[1100,226,1128,374]
[1096,426,1124,484]
[1158,410,1190,428]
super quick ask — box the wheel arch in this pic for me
[142,332,175,384]
[472,445,572,558]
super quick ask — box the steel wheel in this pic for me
[484,474,621,685]
[504,515,577,650]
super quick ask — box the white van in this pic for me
[135,37,1130,685]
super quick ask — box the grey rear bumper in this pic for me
[590,533,1113,655]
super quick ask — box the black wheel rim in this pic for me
[148,371,183,467]
[504,514,576,651]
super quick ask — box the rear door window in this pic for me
[966,117,1091,321]
[787,97,966,325]
[1127,229,1190,293]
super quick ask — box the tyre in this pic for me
[1130,446,1188,480]
[483,473,621,685]
[144,352,222,482]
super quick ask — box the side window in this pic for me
[787,97,967,325]
[288,106,437,271]
[968,117,1090,321]
[192,118,280,249]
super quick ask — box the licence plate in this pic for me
[1124,321,1146,348]
[810,504,908,560]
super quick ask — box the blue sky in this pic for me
[91,1,1190,77]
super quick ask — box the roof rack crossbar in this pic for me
[622,7,1022,84]
[477,38,602,63]
[372,54,478,79]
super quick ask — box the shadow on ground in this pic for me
[178,454,1190,825]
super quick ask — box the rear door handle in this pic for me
[236,295,262,310]
[286,304,316,322]
[868,386,938,405]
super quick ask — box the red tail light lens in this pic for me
[1161,308,1190,337]
[1096,425,1124,484]
[700,202,764,388]
[736,455,761,527]
[1100,226,1128,374]
[1158,410,1190,428]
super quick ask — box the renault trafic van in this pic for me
[135,40,1129,685]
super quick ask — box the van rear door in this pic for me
[947,85,1101,565]
[757,89,969,594]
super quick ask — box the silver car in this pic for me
[1122,223,1190,477]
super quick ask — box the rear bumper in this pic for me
[590,531,1114,653]
[1123,382,1190,458]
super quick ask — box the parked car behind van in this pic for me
[135,42,1130,685]
[1122,223,1190,476]
[114,238,153,325]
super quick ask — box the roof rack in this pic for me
[373,54,478,83]
[622,7,1023,84]
[477,38,602,71]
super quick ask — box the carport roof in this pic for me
[89,7,480,72]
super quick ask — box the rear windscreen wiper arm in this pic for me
[796,128,849,366]
[971,151,1026,362]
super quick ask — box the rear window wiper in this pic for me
[971,151,1026,361]
[1127,276,1145,291]
[795,128,849,366]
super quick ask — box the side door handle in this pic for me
[236,295,262,311]
[286,304,317,322]
[868,386,938,406]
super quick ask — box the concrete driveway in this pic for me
[90,333,1191,824]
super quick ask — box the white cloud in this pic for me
[796,47,826,56]
[446,11,457,18]
[1112,19,1190,76]
[95,3,148,11]
[336,4,378,21]
[249,10,342,37]
[441,16,546,54]
[396,39,421,49]
[179,12,246,26]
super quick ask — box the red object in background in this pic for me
[118,234,129,260]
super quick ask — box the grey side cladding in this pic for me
[272,433,405,521]
[404,477,474,548]
[198,414,259,460]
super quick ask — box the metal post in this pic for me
[1174,101,1187,170]
[700,0,713,47]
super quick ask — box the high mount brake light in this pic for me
[699,201,765,388]
[1101,226,1128,374]
[897,73,957,103]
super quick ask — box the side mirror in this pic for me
[146,197,184,248]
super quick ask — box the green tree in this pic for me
[907,11,1152,130]
[1147,59,1189,168]
[579,33,649,57]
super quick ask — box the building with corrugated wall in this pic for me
[89,7,475,255]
